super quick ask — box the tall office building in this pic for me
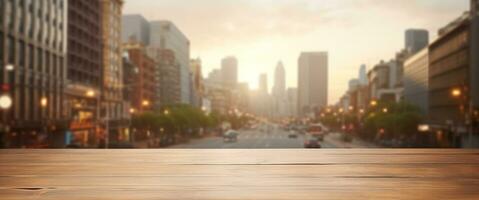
[121,14,150,45]
[221,56,238,89]
[149,21,191,104]
[0,0,68,147]
[101,0,128,143]
[298,52,328,116]
[272,61,286,118]
[404,48,429,114]
[471,0,479,114]
[359,64,368,85]
[405,29,429,55]
[66,0,103,147]
[273,61,286,98]
[147,48,181,107]
[190,58,203,107]
[123,41,157,113]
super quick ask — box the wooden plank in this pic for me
[1,149,478,199]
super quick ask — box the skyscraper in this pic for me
[190,58,203,107]
[359,64,368,85]
[405,29,429,55]
[0,0,68,147]
[101,0,128,144]
[298,52,328,116]
[149,21,191,104]
[221,56,238,89]
[121,14,150,45]
[273,61,286,98]
[66,0,103,147]
[147,48,181,107]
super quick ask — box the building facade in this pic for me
[404,48,429,114]
[147,48,181,107]
[368,60,403,102]
[149,21,190,104]
[100,0,129,144]
[65,0,103,148]
[0,0,68,148]
[429,15,470,126]
[405,29,429,55]
[190,58,203,107]
[121,14,149,45]
[123,41,156,113]
[221,56,238,89]
[273,61,286,98]
[428,9,478,146]
[298,52,328,116]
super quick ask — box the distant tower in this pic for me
[298,52,328,116]
[221,56,238,89]
[359,64,367,85]
[273,61,286,98]
[405,29,429,54]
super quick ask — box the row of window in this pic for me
[13,86,63,121]
[3,0,66,52]
[2,35,65,78]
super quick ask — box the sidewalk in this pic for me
[324,132,379,148]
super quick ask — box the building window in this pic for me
[45,52,50,74]
[28,44,33,69]
[19,41,25,67]
[37,48,42,72]
[8,36,15,65]
[0,32,4,64]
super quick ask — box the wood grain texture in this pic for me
[1,149,479,200]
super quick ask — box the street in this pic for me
[170,128,340,149]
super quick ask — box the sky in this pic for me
[123,0,469,104]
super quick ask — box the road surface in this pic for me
[170,128,338,148]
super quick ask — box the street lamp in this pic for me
[382,108,388,113]
[40,97,48,107]
[86,90,95,97]
[359,109,365,114]
[5,64,14,71]
[451,88,462,98]
[164,109,169,115]
[142,100,150,107]
[129,108,136,114]
[0,95,12,110]
[370,100,378,107]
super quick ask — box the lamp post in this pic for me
[451,87,474,146]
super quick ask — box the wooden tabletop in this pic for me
[1,149,479,200]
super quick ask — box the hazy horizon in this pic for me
[124,0,469,103]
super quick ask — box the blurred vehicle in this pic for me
[223,130,238,143]
[288,131,298,138]
[307,124,326,141]
[304,139,321,148]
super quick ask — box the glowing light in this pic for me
[0,95,12,109]
[451,88,461,97]
[86,90,95,97]
[40,97,48,107]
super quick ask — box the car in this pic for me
[223,130,238,143]
[308,124,325,141]
[288,132,298,138]
[304,139,321,148]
